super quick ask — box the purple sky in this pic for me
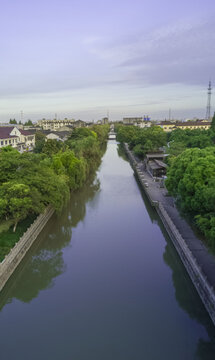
[0,0,215,122]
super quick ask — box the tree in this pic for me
[42,139,63,156]
[9,119,17,124]
[24,119,33,126]
[33,132,46,153]
[211,112,215,132]
[165,147,215,247]
[0,182,33,232]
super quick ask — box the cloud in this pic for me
[114,17,215,86]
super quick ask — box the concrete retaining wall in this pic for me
[124,143,215,326]
[0,206,55,292]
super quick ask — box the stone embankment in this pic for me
[124,143,215,326]
[0,206,55,292]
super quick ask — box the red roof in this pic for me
[0,127,19,140]
[19,129,34,135]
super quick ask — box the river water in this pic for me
[0,141,215,360]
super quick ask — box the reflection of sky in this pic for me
[1,0,215,121]
[0,142,215,359]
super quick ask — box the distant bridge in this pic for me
[108,131,116,140]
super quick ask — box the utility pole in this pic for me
[206,81,212,120]
[168,108,171,121]
[20,110,23,123]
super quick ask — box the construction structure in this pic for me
[206,81,212,120]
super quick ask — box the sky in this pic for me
[0,0,215,122]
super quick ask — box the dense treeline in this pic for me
[166,147,215,248]
[166,115,215,247]
[0,125,109,234]
[166,127,215,164]
[115,124,167,158]
[115,118,215,249]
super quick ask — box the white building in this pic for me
[0,127,35,151]
[37,118,75,130]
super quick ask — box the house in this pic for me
[44,131,70,142]
[37,118,75,130]
[158,121,176,132]
[0,126,35,151]
[174,121,211,130]
[144,152,168,178]
[0,127,19,148]
[158,120,211,132]
[123,117,144,125]
[73,120,86,128]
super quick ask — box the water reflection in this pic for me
[118,145,215,358]
[163,240,215,358]
[0,178,100,308]
[117,143,129,162]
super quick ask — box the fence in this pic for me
[124,142,215,325]
[0,206,55,292]
[157,203,215,325]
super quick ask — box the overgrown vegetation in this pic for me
[115,124,167,158]
[0,125,109,260]
[115,118,215,250]
[165,114,215,248]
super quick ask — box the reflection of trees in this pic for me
[0,178,100,308]
[117,143,159,224]
[163,238,215,359]
[117,143,129,162]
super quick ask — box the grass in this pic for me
[0,215,36,262]
[0,220,14,234]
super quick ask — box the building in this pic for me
[174,121,211,130]
[144,152,167,178]
[158,121,177,132]
[73,120,86,128]
[37,118,75,130]
[123,117,151,127]
[0,126,35,151]
[123,117,143,125]
[158,120,211,132]
[44,130,70,142]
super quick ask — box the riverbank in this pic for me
[0,206,55,292]
[124,143,215,326]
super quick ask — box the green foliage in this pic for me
[0,125,107,242]
[42,139,64,156]
[0,182,33,231]
[0,216,36,261]
[9,118,17,124]
[116,125,166,158]
[52,150,86,190]
[166,147,215,247]
[166,128,214,161]
[68,127,95,140]
[90,124,109,144]
[211,112,215,132]
[0,147,21,185]
[34,132,46,153]
[24,119,33,126]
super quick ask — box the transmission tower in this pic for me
[206,81,212,120]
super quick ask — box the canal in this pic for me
[0,141,215,359]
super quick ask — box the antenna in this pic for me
[169,108,171,121]
[20,110,23,123]
[206,81,212,120]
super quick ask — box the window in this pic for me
[9,140,11,144]
[5,140,7,144]
[1,141,3,145]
